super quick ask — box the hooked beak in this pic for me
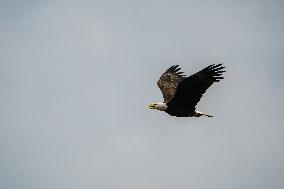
[148,104,155,109]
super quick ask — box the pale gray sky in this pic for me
[1,0,284,189]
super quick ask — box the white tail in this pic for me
[194,111,213,117]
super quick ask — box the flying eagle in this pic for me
[148,64,225,117]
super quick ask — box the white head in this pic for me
[148,102,168,111]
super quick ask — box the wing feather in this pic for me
[168,63,225,109]
[157,65,186,103]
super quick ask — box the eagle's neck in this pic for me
[155,103,168,111]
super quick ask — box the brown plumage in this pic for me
[157,65,186,103]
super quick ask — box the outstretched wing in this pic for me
[168,63,225,109]
[157,65,186,103]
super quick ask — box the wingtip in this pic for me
[173,65,179,69]
[167,65,181,73]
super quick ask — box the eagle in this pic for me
[148,64,225,117]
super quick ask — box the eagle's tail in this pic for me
[203,113,213,117]
[194,111,213,117]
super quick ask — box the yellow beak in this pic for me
[148,104,155,109]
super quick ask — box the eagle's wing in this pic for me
[157,65,186,103]
[168,64,225,109]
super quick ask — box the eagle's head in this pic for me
[148,103,168,111]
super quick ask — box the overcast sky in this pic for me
[1,0,284,189]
